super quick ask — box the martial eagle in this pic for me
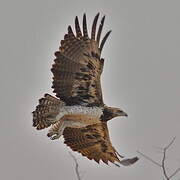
[33,13,138,166]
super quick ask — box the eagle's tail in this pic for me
[32,94,65,130]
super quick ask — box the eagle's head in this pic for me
[112,107,128,117]
[101,106,128,121]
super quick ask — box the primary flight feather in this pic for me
[32,13,138,166]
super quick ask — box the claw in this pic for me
[47,131,55,137]
[47,121,66,140]
[47,130,62,140]
[50,133,61,140]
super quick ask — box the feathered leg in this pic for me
[47,120,66,140]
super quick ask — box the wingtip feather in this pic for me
[91,13,100,40]
[99,30,112,52]
[96,15,105,44]
[120,156,139,166]
[75,16,82,37]
[83,13,88,38]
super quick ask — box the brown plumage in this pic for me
[63,123,138,165]
[32,94,65,130]
[32,13,138,166]
[51,13,109,106]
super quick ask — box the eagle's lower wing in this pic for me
[63,122,138,165]
[51,13,111,106]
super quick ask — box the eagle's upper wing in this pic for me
[51,13,111,106]
[63,122,138,165]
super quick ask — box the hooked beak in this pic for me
[116,110,128,117]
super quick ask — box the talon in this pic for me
[50,133,61,140]
[47,121,65,140]
[47,130,57,137]
[47,132,54,137]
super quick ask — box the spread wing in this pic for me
[63,122,138,166]
[51,13,111,106]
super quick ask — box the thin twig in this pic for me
[69,152,81,180]
[162,147,169,179]
[169,167,180,179]
[136,150,162,167]
[165,137,176,150]
[138,137,180,180]
[161,137,176,180]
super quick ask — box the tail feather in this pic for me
[32,94,65,130]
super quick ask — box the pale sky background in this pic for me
[1,0,180,179]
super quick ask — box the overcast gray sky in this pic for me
[1,0,180,179]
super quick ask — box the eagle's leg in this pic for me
[47,121,66,140]
[45,113,64,124]
[46,117,58,124]
[50,132,62,140]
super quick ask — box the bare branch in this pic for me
[169,167,180,179]
[162,147,169,180]
[164,137,176,150]
[69,152,81,180]
[137,150,162,167]
[161,137,176,180]
[138,137,180,180]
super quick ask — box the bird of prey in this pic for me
[33,13,138,166]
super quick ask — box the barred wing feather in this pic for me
[51,13,111,106]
